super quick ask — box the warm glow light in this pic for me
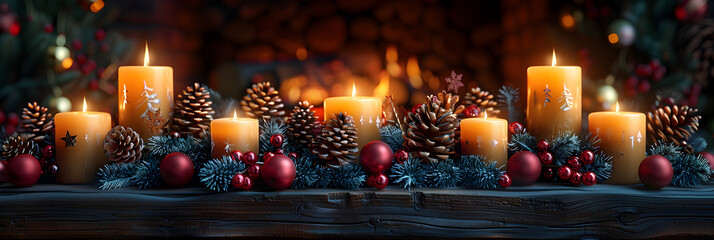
[484,111,488,119]
[82,97,87,112]
[296,47,307,61]
[406,56,423,88]
[144,42,150,67]
[608,33,619,44]
[352,82,357,97]
[615,102,620,112]
[90,0,105,13]
[373,71,390,98]
[386,44,398,62]
[61,57,73,69]
[551,49,557,66]
[561,14,575,29]
[233,110,237,120]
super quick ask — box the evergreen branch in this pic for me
[648,141,682,159]
[330,164,366,189]
[580,153,613,183]
[508,132,536,154]
[496,85,521,123]
[670,153,711,187]
[425,159,460,188]
[579,131,602,152]
[458,155,502,189]
[132,155,162,190]
[96,162,137,190]
[147,135,211,164]
[291,155,320,189]
[260,119,288,154]
[380,124,404,153]
[199,156,246,192]
[550,130,580,165]
[389,158,427,190]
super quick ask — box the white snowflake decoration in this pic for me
[559,83,573,111]
[445,70,464,92]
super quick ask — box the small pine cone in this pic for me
[18,102,54,142]
[172,83,215,137]
[463,87,500,117]
[241,82,286,122]
[646,105,702,146]
[287,101,320,149]
[2,135,39,160]
[312,112,359,168]
[104,126,144,163]
[403,91,463,163]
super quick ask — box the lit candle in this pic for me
[323,83,382,149]
[54,98,112,184]
[588,103,646,184]
[210,111,259,159]
[526,50,582,140]
[460,112,508,166]
[118,43,173,139]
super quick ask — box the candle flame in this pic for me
[82,97,87,112]
[551,49,557,66]
[144,42,150,67]
[233,110,237,120]
[615,102,620,112]
[352,82,357,97]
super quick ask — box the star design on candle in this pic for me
[61,130,77,148]
[445,70,464,92]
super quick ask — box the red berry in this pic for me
[498,173,512,188]
[231,173,246,189]
[275,149,284,155]
[638,80,651,93]
[635,64,652,77]
[229,151,243,162]
[100,43,110,52]
[464,105,480,118]
[649,59,662,71]
[653,67,666,82]
[44,23,53,33]
[542,167,555,179]
[567,156,581,170]
[537,140,549,152]
[558,165,573,180]
[508,122,524,134]
[76,53,87,65]
[580,151,594,165]
[582,172,597,186]
[625,76,639,88]
[9,22,19,36]
[242,151,257,165]
[247,164,261,179]
[288,152,298,159]
[86,59,97,69]
[367,173,389,190]
[394,150,408,164]
[412,104,422,113]
[270,134,283,148]
[94,28,106,41]
[263,152,275,161]
[72,38,82,50]
[242,176,254,190]
[42,145,54,157]
[89,78,99,91]
[7,112,19,126]
[170,131,180,138]
[570,172,582,186]
[538,152,553,165]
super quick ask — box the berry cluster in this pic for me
[228,133,287,190]
[537,140,598,186]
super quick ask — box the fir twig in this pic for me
[96,162,137,190]
[458,155,503,189]
[496,85,521,123]
[132,155,162,190]
[199,156,246,192]
[147,135,211,164]
[670,154,711,187]
[291,155,320,189]
[550,131,580,165]
[580,153,613,183]
[380,124,404,153]
[425,159,460,188]
[389,158,427,190]
[648,141,682,159]
[330,164,366,189]
[508,132,536,154]
[579,131,602,152]
[260,119,288,154]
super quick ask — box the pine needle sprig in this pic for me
[458,155,503,189]
[550,131,580,165]
[425,159,461,188]
[508,132,536,154]
[260,119,288,154]
[330,163,366,189]
[389,158,427,190]
[496,85,521,123]
[580,153,613,183]
[579,131,602,152]
[670,154,711,187]
[147,135,211,164]
[132,155,162,190]
[96,162,137,190]
[291,155,320,189]
[380,124,404,153]
[199,156,246,192]
[648,141,682,159]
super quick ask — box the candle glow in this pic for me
[144,42,150,67]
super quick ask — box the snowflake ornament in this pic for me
[445,70,464,93]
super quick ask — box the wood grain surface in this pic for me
[0,183,713,239]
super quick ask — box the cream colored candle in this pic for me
[210,112,259,159]
[460,113,508,167]
[323,84,382,149]
[527,51,582,140]
[54,98,112,184]
[118,44,173,139]
[588,103,646,184]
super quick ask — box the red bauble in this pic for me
[464,105,480,118]
[580,151,594,165]
[537,140,549,152]
[42,145,54,158]
[638,155,673,190]
[538,152,553,164]
[506,151,541,185]
[43,23,53,33]
[360,141,394,173]
[160,153,195,187]
[582,172,597,186]
[570,172,582,186]
[366,173,389,190]
[232,173,246,189]
[72,38,82,50]
[394,150,408,164]
[242,151,257,165]
[0,160,7,183]
[498,173,512,188]
[270,134,284,148]
[542,167,555,179]
[247,164,261,179]
[7,154,41,187]
[275,148,284,155]
[261,154,296,190]
[242,176,254,190]
[288,152,299,159]
[698,151,714,177]
[508,122,524,134]
[263,152,275,161]
[567,156,581,170]
[94,28,105,41]
[229,150,243,162]
[558,165,573,180]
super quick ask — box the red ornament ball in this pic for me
[537,140,549,152]
[247,164,261,179]
[570,172,582,186]
[275,148,284,155]
[567,156,581,170]
[43,23,53,33]
[263,152,275,161]
[464,105,480,118]
[288,152,299,159]
[360,141,394,173]
[42,144,54,158]
[508,122,524,134]
[242,176,254,190]
[232,173,246,189]
[72,38,82,50]
[498,173,512,188]
[94,28,106,41]
[270,134,284,148]
[698,151,714,177]
[261,154,296,190]
[542,167,555,179]
[160,153,195,187]
[538,152,553,164]
[582,172,597,186]
[507,151,541,185]
[394,150,409,164]
[229,151,243,162]
[0,160,7,183]
[366,173,389,190]
[242,151,257,165]
[558,165,573,180]
[7,154,41,187]
[638,155,673,190]
[580,151,594,165]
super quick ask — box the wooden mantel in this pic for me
[1,183,713,239]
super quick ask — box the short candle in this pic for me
[323,84,382,150]
[460,112,508,167]
[210,112,259,159]
[588,103,646,184]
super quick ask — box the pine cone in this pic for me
[18,102,54,142]
[646,105,702,146]
[241,82,286,122]
[287,101,320,149]
[404,91,464,163]
[2,135,39,160]
[103,126,144,163]
[172,83,215,137]
[463,87,500,117]
[312,112,359,168]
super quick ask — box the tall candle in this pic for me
[323,84,382,149]
[118,44,173,140]
[588,103,646,184]
[211,112,259,159]
[460,113,508,166]
[54,98,112,184]
[527,51,582,140]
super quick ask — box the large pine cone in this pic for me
[646,105,702,146]
[172,83,215,137]
[2,135,39,160]
[287,101,320,149]
[103,126,144,163]
[312,112,359,168]
[241,82,286,122]
[404,91,464,163]
[463,87,500,117]
[18,102,54,142]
